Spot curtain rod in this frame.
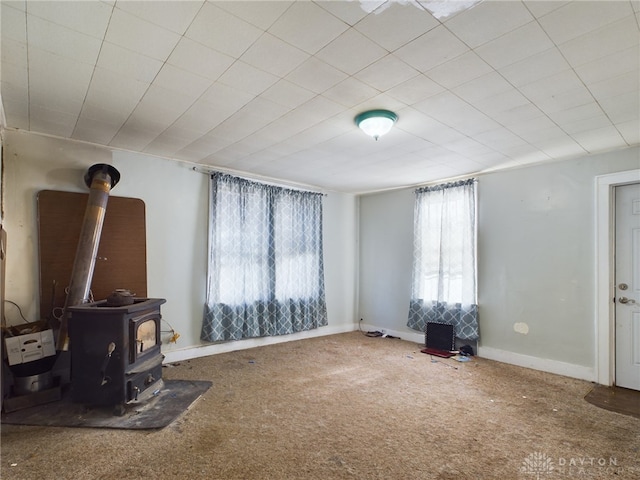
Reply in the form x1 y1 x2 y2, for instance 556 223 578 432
191 165 327 195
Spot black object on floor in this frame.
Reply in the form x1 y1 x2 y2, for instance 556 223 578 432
1 379 212 430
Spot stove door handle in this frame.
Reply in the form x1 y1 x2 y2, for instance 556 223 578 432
100 342 116 386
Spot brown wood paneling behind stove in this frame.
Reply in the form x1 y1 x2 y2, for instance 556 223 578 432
37 190 147 324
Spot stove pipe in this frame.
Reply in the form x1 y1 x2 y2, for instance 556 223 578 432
56 164 120 351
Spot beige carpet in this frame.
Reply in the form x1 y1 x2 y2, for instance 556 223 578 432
2 332 639 479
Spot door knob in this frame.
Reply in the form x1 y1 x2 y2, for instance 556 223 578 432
618 297 636 304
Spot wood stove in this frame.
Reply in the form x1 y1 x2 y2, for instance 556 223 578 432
68 298 166 409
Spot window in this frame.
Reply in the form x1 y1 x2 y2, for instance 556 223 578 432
201 174 327 342
407 179 479 340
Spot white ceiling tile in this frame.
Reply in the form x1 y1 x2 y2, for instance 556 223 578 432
83 67 149 114
453 71 512 104
216 1 292 30
2 1 25 12
153 63 212 99
426 51 492 89
2 96 29 129
175 134 229 160
598 91 640 124
498 47 570 87
533 86 594 115
354 2 439 51
121 111 172 136
3 0 638 194
29 105 78 137
561 114 614 136
134 84 197 123
261 80 316 109
1 37 27 70
546 102 604 126
218 61 279 96
1 53 28 86
520 125 570 145
574 46 639 85
286 120 344 148
492 103 542 127
533 135 587 159
559 16 640 68
588 71 639 102
200 83 255 112
443 0 534 48
314 0 369 26
28 47 93 111
268 1 349 55
174 99 240 135
144 131 195 157
114 1 203 34
109 124 160 152
499 144 551 165
445 137 495 157
2 3 26 43
571 126 626 153
473 127 528 151
537 0 633 45
97 42 164 83
472 89 531 117
26 1 112 39
106 8 181 61
386 74 445 104
352 92 407 117
518 69 585 102
475 20 554 70
286 57 348 94
315 28 388 75
507 114 558 138
72 116 121 145
395 25 469 73
240 33 309 77
354 54 420 91
523 1 569 19
294 96 344 123
210 97 289 143
167 37 235 82
322 77 380 108
616 120 640 145
185 2 263 58
77 101 130 129
27 15 102 65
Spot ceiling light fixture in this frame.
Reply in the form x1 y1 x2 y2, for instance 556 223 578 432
355 109 398 141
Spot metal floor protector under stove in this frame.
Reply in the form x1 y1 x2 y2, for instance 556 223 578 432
1 379 212 430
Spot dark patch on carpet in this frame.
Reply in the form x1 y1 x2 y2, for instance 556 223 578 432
1 379 211 429
584 385 640 419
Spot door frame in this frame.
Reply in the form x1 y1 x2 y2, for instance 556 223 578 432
596 169 640 386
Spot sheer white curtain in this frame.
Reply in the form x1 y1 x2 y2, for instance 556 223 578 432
407 179 479 340
201 173 327 342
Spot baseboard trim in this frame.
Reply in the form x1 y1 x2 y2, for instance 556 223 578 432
477 346 595 382
162 324 355 364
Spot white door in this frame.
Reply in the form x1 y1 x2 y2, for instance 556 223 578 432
615 182 640 390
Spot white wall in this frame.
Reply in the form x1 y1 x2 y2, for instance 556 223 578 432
358 147 640 380
2 130 358 359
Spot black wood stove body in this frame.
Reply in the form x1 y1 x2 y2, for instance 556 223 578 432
68 298 166 408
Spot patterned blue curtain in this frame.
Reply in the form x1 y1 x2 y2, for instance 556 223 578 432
201 173 327 342
407 179 479 340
